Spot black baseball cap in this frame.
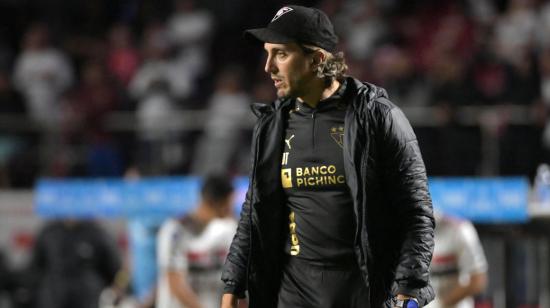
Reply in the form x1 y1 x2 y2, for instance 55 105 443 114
244 5 339 52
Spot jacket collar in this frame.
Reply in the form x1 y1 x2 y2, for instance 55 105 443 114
250 97 293 118
250 77 389 118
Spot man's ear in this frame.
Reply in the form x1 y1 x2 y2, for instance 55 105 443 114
311 50 325 66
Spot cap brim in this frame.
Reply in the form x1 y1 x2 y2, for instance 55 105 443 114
243 28 295 44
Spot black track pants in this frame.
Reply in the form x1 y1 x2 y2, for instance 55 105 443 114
277 257 370 308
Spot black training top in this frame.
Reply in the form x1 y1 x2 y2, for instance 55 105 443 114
280 80 356 264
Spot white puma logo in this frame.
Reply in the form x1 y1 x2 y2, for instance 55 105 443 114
285 135 295 149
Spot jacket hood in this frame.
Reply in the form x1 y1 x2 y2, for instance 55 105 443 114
347 77 389 103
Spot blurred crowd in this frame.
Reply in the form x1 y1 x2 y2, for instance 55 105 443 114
0 0 549 188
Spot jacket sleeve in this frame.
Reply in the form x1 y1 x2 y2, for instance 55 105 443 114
221 110 264 298
221 184 252 298
378 102 435 305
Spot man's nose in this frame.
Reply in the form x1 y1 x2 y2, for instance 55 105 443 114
264 56 276 74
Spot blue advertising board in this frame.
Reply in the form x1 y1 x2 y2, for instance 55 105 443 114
428 177 529 223
37 176 212 218
35 176 530 222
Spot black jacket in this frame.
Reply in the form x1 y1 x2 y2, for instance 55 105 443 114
222 77 435 308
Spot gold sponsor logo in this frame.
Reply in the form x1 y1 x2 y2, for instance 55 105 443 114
281 168 292 188
296 175 345 187
289 211 300 255
282 165 347 188
296 165 337 176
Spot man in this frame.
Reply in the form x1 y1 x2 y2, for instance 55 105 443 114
221 5 435 308
426 212 488 308
31 219 121 308
157 175 238 308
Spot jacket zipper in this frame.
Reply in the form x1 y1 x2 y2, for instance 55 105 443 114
359 124 371 292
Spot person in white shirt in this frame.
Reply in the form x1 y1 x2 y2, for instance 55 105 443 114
426 212 488 308
13 23 73 127
156 175 237 308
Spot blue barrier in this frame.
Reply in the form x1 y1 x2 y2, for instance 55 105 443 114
429 177 529 223
35 176 530 223
35 177 201 218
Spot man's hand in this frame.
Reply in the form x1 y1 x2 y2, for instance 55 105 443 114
221 293 247 308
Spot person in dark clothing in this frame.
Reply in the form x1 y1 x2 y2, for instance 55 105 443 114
0 250 12 303
221 5 435 308
31 219 122 308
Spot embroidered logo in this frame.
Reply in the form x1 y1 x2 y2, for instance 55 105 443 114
330 126 344 149
272 7 293 22
281 168 292 188
285 134 295 150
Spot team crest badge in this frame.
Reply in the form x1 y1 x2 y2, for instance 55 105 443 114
272 7 293 22
281 168 292 188
330 126 344 149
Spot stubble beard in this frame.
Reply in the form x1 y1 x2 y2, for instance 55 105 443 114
276 85 294 99
275 72 312 99
276 80 302 100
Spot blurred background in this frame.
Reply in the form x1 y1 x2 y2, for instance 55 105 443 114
0 0 549 307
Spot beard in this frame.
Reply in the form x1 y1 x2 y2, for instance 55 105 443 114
273 70 317 100
276 79 306 99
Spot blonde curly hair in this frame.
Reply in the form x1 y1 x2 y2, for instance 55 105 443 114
301 44 348 87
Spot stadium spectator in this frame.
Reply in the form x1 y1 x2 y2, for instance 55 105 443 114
468 48 511 105
156 175 237 308
130 20 195 104
192 66 252 176
429 52 470 114
370 45 428 107
106 23 140 87
130 21 185 174
426 212 488 308
130 23 170 99
168 0 213 49
60 60 124 177
494 0 537 65
167 0 213 88
335 0 386 61
466 0 497 26
66 60 120 139
13 23 73 127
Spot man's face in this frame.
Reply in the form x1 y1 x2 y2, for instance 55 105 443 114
263 42 315 99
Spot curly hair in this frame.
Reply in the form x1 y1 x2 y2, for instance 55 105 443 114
301 44 348 87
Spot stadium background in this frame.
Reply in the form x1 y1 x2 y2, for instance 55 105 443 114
0 0 549 307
